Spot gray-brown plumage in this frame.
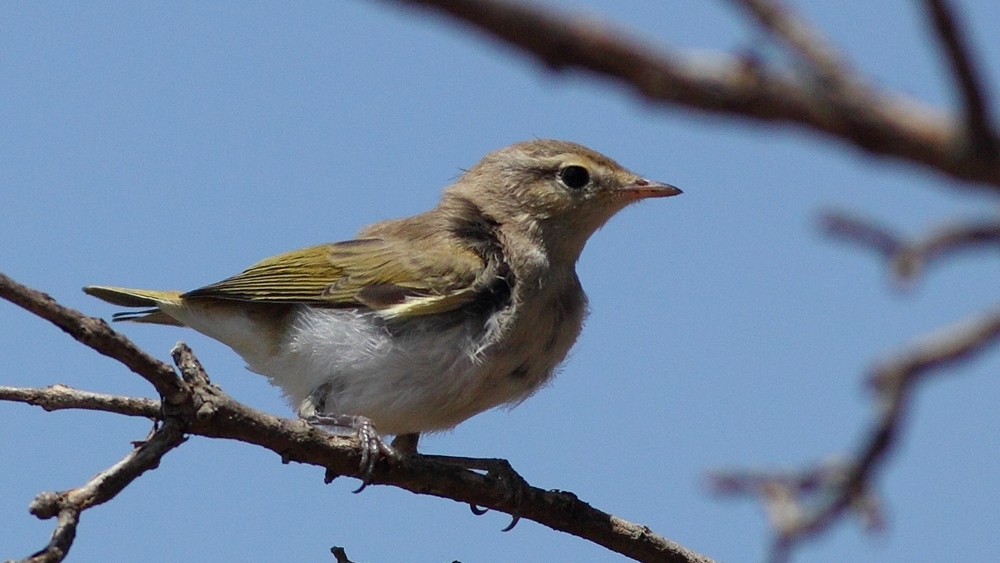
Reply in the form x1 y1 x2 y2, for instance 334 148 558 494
85 139 681 467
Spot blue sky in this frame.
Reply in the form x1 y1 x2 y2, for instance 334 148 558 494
2 1 999 562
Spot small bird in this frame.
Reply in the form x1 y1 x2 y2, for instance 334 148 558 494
85 139 680 476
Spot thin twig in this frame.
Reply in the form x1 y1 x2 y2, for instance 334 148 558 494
821 212 903 257
868 305 1000 392
788 305 1000 540
923 0 997 155
13 420 187 563
0 385 159 418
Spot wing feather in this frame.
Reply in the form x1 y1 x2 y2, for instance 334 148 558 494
182 239 485 316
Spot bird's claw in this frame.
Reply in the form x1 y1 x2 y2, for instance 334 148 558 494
306 413 395 492
484 458 527 531
427 454 527 531
352 417 395 492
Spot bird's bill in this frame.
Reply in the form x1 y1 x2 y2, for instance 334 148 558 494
619 179 683 200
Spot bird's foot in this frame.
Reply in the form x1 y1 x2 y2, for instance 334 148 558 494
423 454 529 531
306 413 395 493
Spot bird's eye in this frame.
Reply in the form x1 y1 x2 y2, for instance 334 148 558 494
558 165 590 190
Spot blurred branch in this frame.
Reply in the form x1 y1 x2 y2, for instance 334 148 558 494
923 0 997 154
710 461 885 563
382 0 1000 189
710 279 1000 561
0 271 717 563
710 205 1000 561
867 305 1000 392
821 211 1000 283
728 0 849 84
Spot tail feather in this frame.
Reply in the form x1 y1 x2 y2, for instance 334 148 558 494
83 285 186 326
83 285 182 307
111 309 186 326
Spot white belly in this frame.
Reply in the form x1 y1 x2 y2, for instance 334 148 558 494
261 308 500 434
165 287 584 436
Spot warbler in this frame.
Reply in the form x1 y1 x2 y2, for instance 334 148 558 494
85 139 680 465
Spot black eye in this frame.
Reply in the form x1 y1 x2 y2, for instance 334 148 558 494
559 165 590 190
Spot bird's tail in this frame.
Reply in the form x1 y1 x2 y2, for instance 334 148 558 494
83 286 186 326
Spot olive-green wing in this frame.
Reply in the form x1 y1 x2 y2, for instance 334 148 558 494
182 239 485 317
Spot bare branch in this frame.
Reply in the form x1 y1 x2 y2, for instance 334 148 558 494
711 305 1000 560
0 272 185 403
0 381 715 563
381 0 1000 189
13 420 187 563
923 0 998 154
729 0 851 84
821 210 1000 282
0 384 159 418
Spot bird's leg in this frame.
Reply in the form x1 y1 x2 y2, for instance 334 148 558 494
306 413 395 492
390 432 421 453
420 453 528 531
302 384 394 492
